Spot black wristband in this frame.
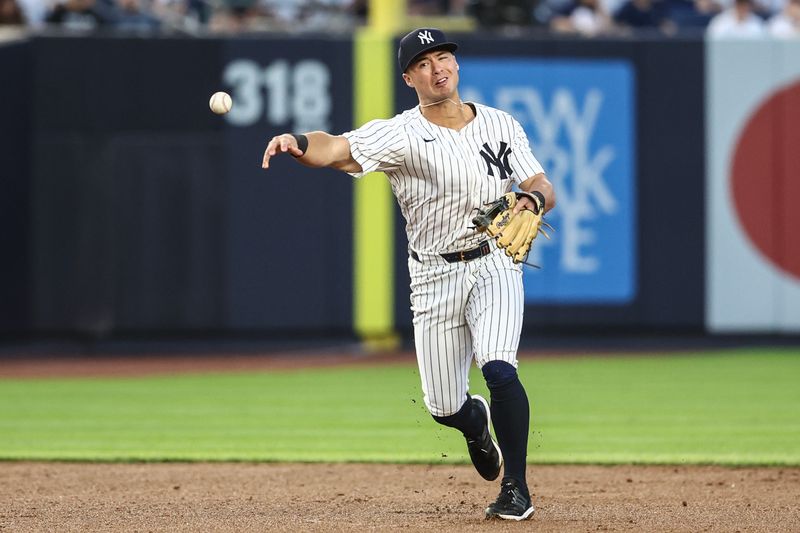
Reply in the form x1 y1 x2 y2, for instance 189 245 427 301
531 191 546 214
291 134 308 157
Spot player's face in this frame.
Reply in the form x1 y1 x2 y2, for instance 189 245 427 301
404 50 459 101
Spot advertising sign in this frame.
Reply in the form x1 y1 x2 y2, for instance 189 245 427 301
460 59 636 303
706 40 800 332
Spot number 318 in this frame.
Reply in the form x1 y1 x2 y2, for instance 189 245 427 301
222 59 331 132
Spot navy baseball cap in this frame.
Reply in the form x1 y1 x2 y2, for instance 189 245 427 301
398 28 458 73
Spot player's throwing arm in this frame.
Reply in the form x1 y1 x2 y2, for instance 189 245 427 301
262 132 360 173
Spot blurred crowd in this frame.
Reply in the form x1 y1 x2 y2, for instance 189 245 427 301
0 0 364 34
541 0 800 37
0 0 798 36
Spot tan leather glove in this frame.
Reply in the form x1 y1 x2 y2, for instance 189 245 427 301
472 192 552 264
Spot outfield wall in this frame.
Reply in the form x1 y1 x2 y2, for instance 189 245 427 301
0 35 797 338
1 36 355 336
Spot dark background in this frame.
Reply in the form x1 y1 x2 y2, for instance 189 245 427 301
1 36 354 338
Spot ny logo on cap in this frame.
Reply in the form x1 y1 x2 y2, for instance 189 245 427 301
417 30 434 44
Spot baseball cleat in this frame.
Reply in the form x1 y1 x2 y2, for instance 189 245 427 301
465 395 503 481
485 478 535 521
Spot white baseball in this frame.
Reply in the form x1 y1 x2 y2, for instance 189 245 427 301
209 91 232 115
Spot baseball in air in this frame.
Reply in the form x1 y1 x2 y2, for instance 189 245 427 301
209 91 232 115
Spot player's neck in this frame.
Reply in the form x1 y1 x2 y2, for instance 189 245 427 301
419 96 475 131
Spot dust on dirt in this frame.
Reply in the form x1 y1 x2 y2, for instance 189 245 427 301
1 462 798 532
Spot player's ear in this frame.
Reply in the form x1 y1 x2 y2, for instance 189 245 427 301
403 73 414 88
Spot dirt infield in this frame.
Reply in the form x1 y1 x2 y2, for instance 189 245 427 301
1 350 799 532
0 349 422 378
1 462 799 532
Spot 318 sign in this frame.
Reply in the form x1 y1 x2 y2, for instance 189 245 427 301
222 59 331 132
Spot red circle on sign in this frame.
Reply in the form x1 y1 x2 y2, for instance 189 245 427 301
730 80 800 280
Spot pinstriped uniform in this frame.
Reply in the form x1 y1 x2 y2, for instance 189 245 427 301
343 103 545 417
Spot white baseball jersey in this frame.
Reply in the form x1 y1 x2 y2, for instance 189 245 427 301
343 103 544 254
343 102 545 417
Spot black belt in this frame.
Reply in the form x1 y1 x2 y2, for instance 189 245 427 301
410 241 492 263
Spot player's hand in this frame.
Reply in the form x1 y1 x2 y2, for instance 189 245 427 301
513 195 536 215
513 191 546 215
262 134 304 169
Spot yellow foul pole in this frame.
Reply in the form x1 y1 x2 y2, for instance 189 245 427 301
352 0 406 349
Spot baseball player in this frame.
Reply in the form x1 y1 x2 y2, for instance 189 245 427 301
262 28 555 521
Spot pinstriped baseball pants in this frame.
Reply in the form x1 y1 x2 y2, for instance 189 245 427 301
408 244 525 417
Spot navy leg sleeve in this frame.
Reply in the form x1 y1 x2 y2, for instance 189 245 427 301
431 395 484 439
482 360 530 494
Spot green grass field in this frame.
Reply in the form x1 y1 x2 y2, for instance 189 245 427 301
1 348 799 465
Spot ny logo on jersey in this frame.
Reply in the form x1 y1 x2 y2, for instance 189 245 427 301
417 30 434 44
479 141 513 180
